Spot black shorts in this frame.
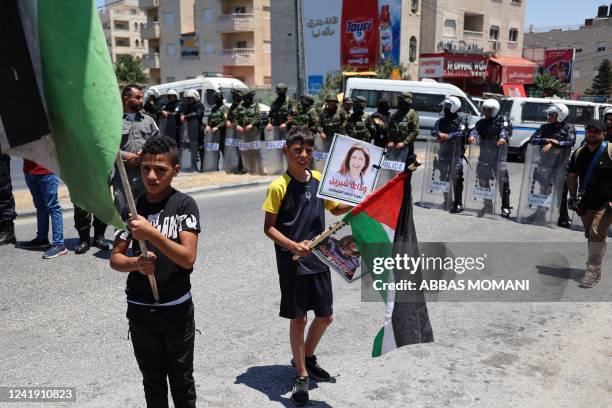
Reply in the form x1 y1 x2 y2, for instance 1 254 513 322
278 270 333 319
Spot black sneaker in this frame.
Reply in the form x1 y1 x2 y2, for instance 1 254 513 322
20 238 51 250
291 376 309 407
305 355 331 381
74 241 91 255
92 237 110 251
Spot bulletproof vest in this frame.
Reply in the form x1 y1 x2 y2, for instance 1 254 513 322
269 96 292 126
235 102 259 127
389 108 416 140
320 106 344 135
292 105 316 127
183 102 203 119
538 122 574 143
346 112 370 141
207 104 227 127
228 102 241 122
437 114 465 136
475 116 506 141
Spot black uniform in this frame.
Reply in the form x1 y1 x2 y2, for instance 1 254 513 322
432 113 467 210
0 151 16 245
144 98 163 124
161 100 184 147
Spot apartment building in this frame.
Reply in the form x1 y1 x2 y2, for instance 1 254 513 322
99 0 149 65
524 5 612 95
419 0 525 56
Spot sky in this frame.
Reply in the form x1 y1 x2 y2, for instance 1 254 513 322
525 0 607 29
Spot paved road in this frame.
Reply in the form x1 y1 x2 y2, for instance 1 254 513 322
1 181 611 407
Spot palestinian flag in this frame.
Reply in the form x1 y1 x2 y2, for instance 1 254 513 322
343 172 434 357
0 0 123 227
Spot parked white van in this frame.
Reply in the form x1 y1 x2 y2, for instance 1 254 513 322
499 97 607 159
344 78 481 138
147 76 270 121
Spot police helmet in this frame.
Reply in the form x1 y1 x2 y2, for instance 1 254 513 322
603 106 612 121
543 103 569 122
146 88 160 99
184 89 200 102
276 83 288 92
398 92 413 104
440 96 461 114
481 99 500 117
167 89 179 98
325 92 338 102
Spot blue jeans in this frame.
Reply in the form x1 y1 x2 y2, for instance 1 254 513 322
24 173 64 245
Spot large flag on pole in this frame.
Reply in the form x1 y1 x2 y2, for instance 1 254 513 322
343 171 434 357
0 0 123 227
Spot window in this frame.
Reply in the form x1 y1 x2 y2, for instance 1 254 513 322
464 13 484 33
521 103 594 123
205 42 215 54
409 36 417 62
575 48 582 53
511 0 521 4
236 40 247 49
114 37 130 47
489 25 499 40
509 28 518 42
134 22 138 31
569 105 594 124
203 8 213 22
597 41 606 52
235 6 246 14
349 90 478 115
443 19 456 37
499 99 513 118
166 44 176 57
521 103 549 122
263 40 271 53
135 39 139 47
411 0 418 13
263 6 271 11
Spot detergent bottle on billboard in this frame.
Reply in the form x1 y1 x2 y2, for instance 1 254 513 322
379 5 393 60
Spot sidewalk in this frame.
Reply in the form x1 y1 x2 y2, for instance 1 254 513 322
14 171 274 216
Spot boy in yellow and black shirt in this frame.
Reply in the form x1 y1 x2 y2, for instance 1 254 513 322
263 126 350 406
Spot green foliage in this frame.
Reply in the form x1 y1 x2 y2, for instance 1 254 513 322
376 59 411 80
585 59 612 98
114 55 148 85
534 72 566 97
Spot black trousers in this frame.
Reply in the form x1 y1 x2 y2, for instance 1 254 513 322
73 206 106 240
0 154 16 222
127 300 196 408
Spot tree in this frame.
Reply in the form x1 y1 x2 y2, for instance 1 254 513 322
376 59 411 80
534 72 566 97
114 55 148 85
585 58 612 98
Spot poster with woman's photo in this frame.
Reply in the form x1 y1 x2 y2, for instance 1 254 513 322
316 134 384 206
312 227 364 283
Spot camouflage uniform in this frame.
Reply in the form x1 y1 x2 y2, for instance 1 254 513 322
0 150 16 245
345 95 373 141
289 94 319 134
234 91 261 128
319 92 346 138
369 98 391 148
389 92 420 154
227 88 245 125
268 83 294 127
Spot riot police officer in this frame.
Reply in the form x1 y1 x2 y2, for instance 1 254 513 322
528 103 576 226
467 99 513 218
0 150 16 246
144 88 163 124
289 94 319 134
180 89 205 171
267 83 294 131
227 88 244 128
345 95 373 141
205 91 229 170
319 92 346 140
340 97 353 117
369 98 391 148
432 96 467 213
234 90 261 132
160 89 183 145
388 91 419 155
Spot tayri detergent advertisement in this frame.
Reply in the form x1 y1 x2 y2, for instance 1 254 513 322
341 0 379 69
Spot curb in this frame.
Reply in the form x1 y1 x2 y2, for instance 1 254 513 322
15 178 274 220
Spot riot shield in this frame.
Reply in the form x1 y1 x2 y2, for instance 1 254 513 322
202 128 220 172
376 145 409 189
159 115 177 141
517 144 570 227
313 133 333 173
463 139 504 218
262 126 286 175
178 121 199 172
419 139 460 210
223 127 241 174
239 127 264 175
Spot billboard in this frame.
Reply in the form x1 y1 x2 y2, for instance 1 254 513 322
544 49 574 84
302 0 402 94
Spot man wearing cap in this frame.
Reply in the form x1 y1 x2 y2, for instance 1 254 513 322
566 119 612 288
206 91 229 170
319 92 346 140
529 102 576 227
267 83 294 131
227 88 245 128
288 94 319 135
340 97 352 117
234 90 261 132
388 92 419 155
345 95 373 141
369 98 391 148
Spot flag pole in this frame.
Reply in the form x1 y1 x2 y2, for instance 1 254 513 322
292 220 346 261
115 152 160 302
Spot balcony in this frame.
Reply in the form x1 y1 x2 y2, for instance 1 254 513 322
141 22 160 39
139 0 159 9
142 53 160 69
463 30 483 39
221 48 255 66
217 13 255 33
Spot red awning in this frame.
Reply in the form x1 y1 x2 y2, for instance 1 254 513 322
489 56 536 85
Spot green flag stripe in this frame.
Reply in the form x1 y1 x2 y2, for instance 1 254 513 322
372 327 385 357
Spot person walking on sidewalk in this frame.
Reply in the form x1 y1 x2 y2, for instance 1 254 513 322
73 205 109 254
21 159 67 259
567 119 612 288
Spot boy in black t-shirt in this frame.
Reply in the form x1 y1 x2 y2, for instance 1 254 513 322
263 126 351 406
110 136 200 408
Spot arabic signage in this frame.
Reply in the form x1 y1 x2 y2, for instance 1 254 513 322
341 0 379 70
419 53 489 79
419 55 444 78
544 49 574 84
